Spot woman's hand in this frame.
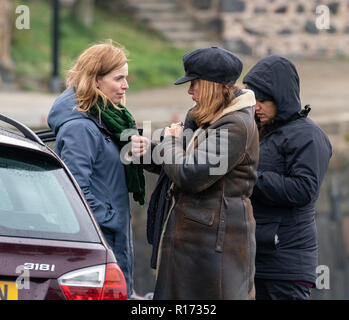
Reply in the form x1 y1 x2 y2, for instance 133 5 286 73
164 122 184 139
131 135 150 157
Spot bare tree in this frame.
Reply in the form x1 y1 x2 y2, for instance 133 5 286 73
0 0 14 82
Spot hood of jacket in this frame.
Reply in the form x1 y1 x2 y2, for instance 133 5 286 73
48 87 91 134
243 55 301 121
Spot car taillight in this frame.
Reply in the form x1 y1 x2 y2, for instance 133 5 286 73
58 264 127 300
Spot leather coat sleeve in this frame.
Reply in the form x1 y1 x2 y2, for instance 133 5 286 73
141 109 197 175
140 141 162 175
158 116 247 193
252 129 325 207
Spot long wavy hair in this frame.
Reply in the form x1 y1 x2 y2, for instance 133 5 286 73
191 79 240 127
66 40 128 112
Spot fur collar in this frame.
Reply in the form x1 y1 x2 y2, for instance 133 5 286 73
209 89 256 124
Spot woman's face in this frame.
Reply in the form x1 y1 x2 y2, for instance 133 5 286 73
255 98 277 123
188 79 200 103
96 63 129 104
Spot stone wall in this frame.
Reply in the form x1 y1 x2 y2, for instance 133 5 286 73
178 0 349 57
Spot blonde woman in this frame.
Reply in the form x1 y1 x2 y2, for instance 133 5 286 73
48 41 148 297
152 47 259 300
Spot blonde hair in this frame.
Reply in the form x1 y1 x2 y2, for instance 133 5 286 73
191 79 239 127
66 40 128 112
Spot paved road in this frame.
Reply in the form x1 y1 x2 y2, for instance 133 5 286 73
0 86 193 129
0 59 348 129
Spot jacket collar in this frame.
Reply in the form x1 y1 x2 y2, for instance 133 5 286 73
86 111 113 136
209 89 256 124
186 89 256 155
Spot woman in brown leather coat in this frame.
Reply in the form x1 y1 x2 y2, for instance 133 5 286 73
152 47 259 300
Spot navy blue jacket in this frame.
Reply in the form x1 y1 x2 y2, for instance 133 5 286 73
244 56 332 284
48 88 134 295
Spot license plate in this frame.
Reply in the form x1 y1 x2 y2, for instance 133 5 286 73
0 281 18 300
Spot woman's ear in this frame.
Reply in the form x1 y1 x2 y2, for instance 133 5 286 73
96 76 101 89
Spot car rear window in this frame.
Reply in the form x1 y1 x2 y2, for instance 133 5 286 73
0 146 100 243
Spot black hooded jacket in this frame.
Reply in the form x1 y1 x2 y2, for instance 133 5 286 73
243 55 332 284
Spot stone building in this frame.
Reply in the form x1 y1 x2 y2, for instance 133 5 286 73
180 0 349 57
123 0 349 57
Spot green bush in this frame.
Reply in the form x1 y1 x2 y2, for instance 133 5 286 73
12 0 188 91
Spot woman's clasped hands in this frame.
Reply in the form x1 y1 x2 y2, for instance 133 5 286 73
164 121 184 139
131 135 151 158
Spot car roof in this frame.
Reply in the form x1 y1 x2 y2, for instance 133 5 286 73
0 114 54 158
0 126 41 149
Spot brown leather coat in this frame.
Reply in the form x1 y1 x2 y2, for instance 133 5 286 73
153 90 259 300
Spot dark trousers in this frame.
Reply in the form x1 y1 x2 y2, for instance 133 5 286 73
255 278 312 300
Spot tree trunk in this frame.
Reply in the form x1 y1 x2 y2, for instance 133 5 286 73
0 0 14 82
73 0 94 27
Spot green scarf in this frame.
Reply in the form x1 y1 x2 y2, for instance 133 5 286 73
90 98 145 205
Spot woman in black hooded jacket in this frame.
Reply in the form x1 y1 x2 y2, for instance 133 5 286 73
243 55 332 300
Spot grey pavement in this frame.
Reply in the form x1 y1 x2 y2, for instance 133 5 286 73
0 86 194 129
1 58 349 131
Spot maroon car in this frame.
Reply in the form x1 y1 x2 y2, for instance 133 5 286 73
0 114 127 300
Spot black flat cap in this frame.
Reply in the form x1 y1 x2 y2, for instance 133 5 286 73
174 46 243 85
